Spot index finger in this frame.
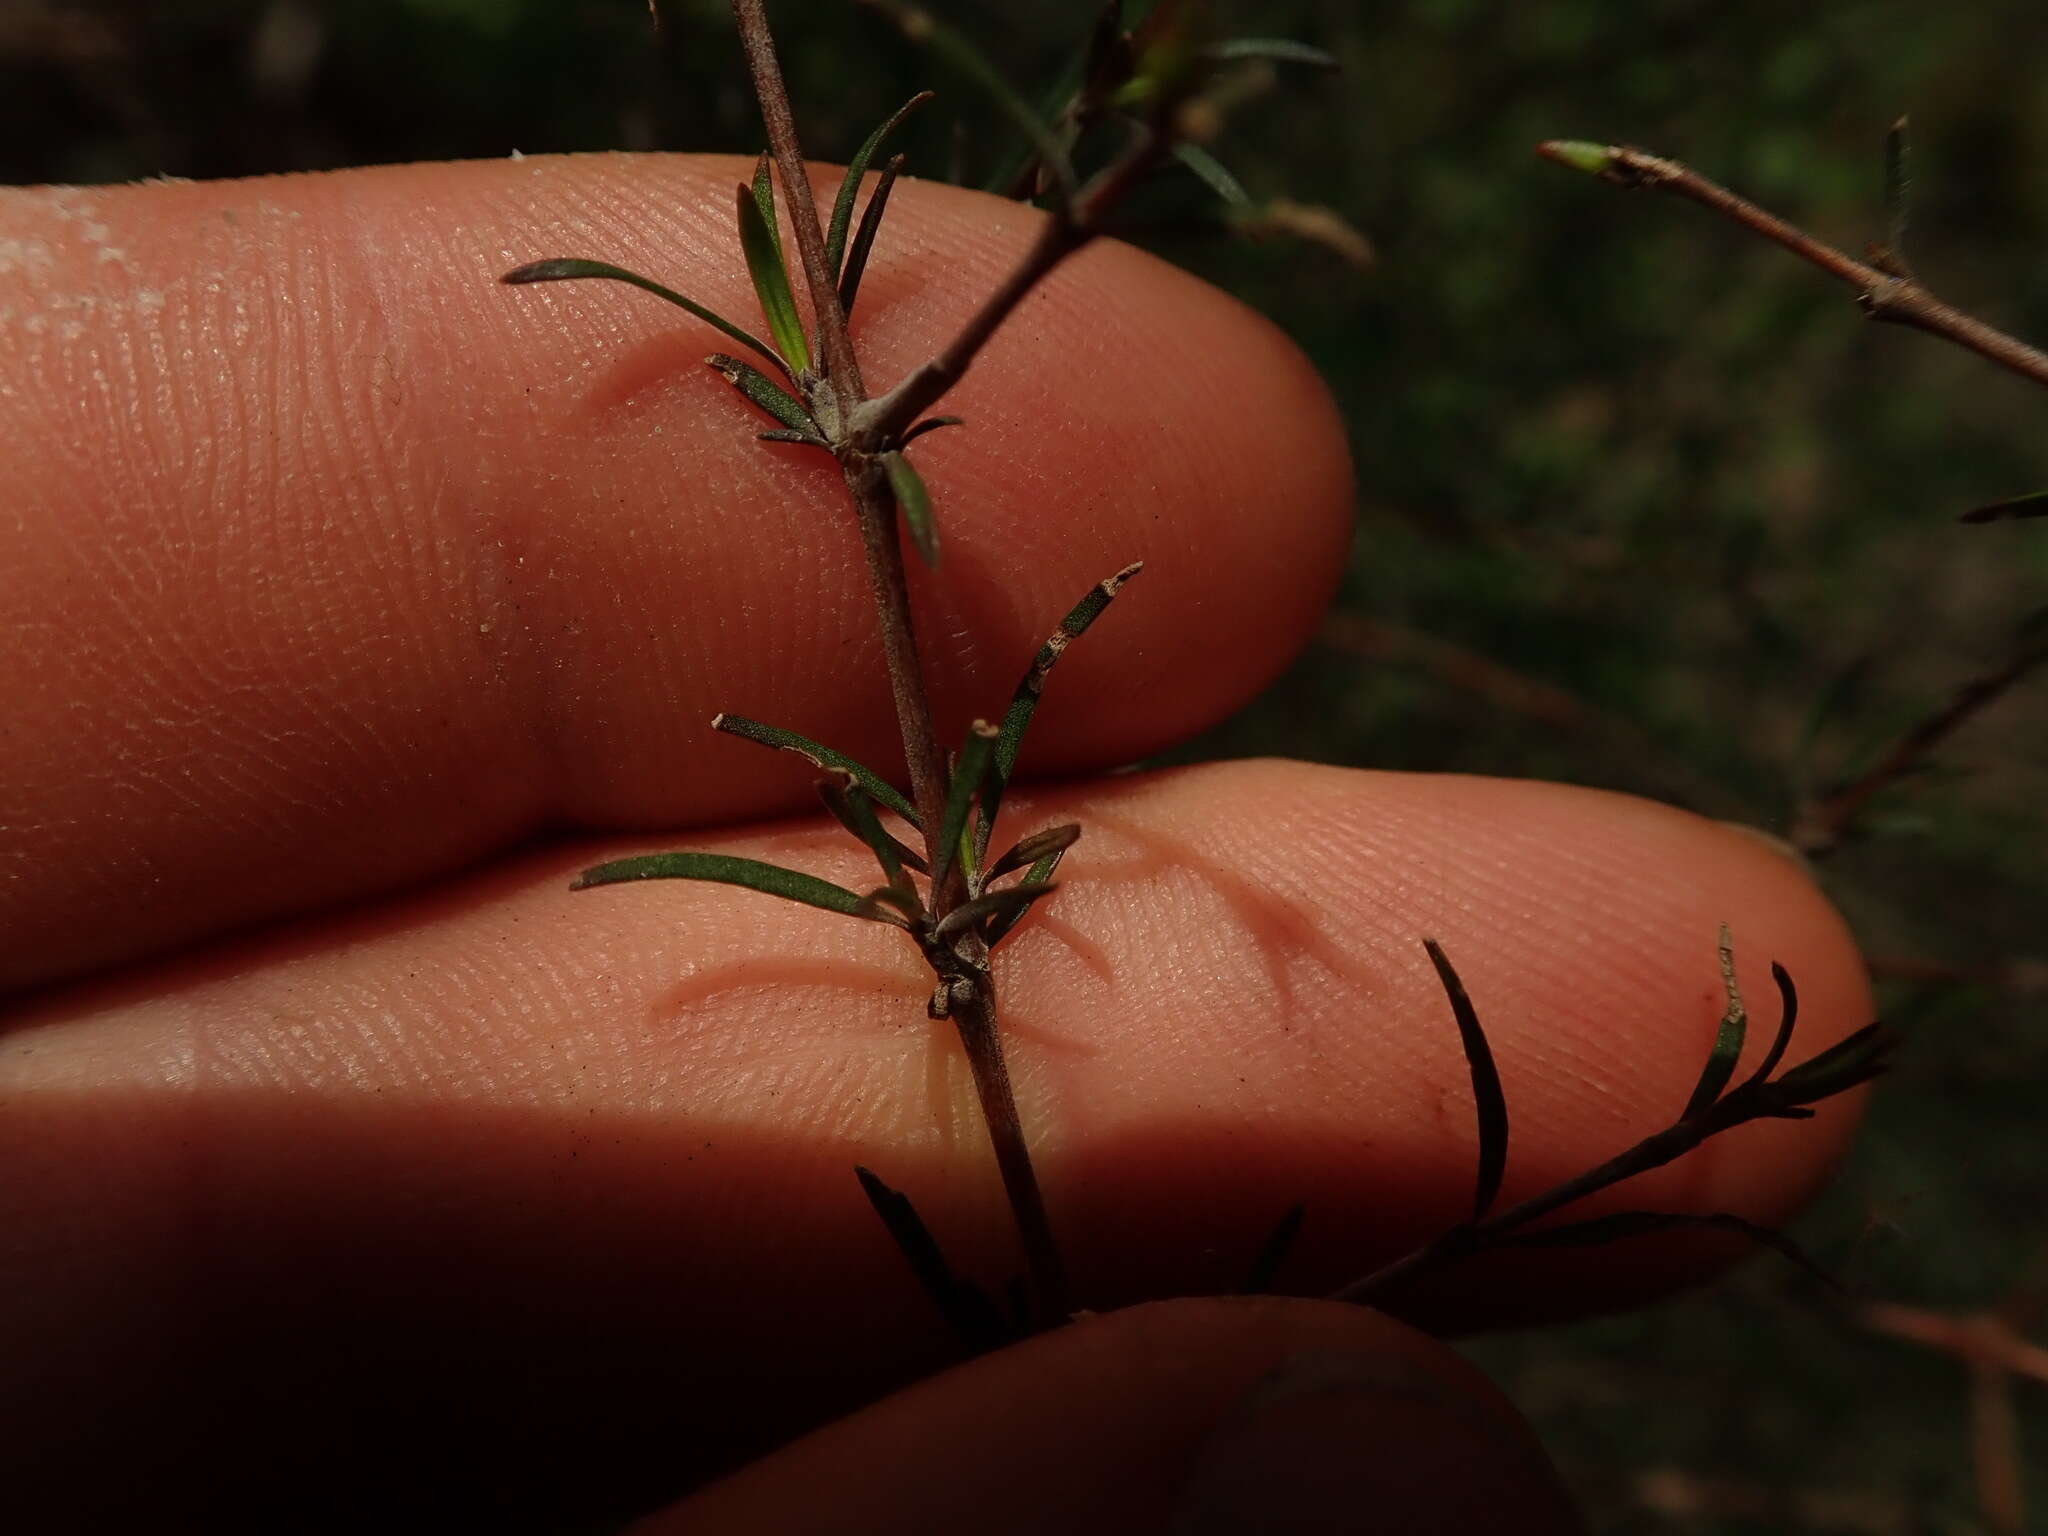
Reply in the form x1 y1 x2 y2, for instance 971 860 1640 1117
0 156 1351 991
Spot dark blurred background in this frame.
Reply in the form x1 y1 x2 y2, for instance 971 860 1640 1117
7 1 2044 1529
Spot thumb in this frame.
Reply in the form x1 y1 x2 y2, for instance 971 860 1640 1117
636 1296 1582 1535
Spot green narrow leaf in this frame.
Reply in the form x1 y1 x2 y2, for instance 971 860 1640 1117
987 823 1080 883
750 152 784 265
818 769 927 889
883 450 939 568
502 257 785 379
864 0 1077 206
1681 925 1748 1119
930 719 998 899
706 352 819 436
854 1166 1012 1350
1732 962 1800 1096
711 713 919 827
934 881 1057 940
571 851 873 919
855 885 924 927
1506 1211 1842 1290
983 844 1067 946
838 153 904 318
826 91 934 279
902 415 964 444
758 429 829 446
1883 115 1910 263
1424 940 1509 1221
1173 141 1249 204
735 182 811 376
1768 1022 1895 1107
1206 37 1340 69
981 562 1143 851
1239 1203 1306 1295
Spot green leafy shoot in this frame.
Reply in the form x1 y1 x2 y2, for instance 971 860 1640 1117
572 851 875 920
854 1165 1013 1350
931 719 998 899
839 153 905 317
826 91 933 279
863 0 1077 207
987 822 1080 883
979 562 1143 856
734 181 811 375
1424 940 1509 1221
1682 924 1748 1119
883 450 939 567
818 768 925 890
501 258 786 379
1173 141 1249 204
711 713 919 827
1205 38 1339 70
1239 1202 1306 1294
1537 139 1622 178
706 352 819 438
1504 1210 1841 1289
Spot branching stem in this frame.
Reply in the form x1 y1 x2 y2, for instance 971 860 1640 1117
1538 141 2048 393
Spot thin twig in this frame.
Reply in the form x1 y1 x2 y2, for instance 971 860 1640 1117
1537 141 2048 393
1790 638 2046 856
858 124 1171 442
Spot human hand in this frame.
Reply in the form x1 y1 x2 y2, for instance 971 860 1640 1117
0 157 1870 1532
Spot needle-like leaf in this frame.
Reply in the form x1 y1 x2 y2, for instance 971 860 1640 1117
883 450 939 568
935 881 1057 940
1732 962 1800 1097
1682 925 1748 1119
854 1166 1012 1350
502 257 785 379
987 823 1080 883
1173 141 1250 204
1768 1022 1895 1106
571 851 875 919
826 91 933 279
902 415 964 444
1425 940 1510 1221
982 844 1067 946
750 152 783 264
981 562 1142 853
1960 488 2048 524
818 769 927 887
711 713 919 827
930 719 997 900
707 352 818 435
735 182 811 375
838 152 904 318
1205 38 1340 70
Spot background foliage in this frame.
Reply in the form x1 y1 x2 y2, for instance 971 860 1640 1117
7 1 2044 1528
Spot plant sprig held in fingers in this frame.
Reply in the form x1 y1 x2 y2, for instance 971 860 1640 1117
501 1 1887 1349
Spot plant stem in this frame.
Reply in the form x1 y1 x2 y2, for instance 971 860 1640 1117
951 959 1070 1320
731 0 862 398
861 123 1169 441
844 457 951 848
1538 141 2048 393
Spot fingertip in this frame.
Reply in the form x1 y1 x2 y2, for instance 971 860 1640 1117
639 1297 1578 1536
